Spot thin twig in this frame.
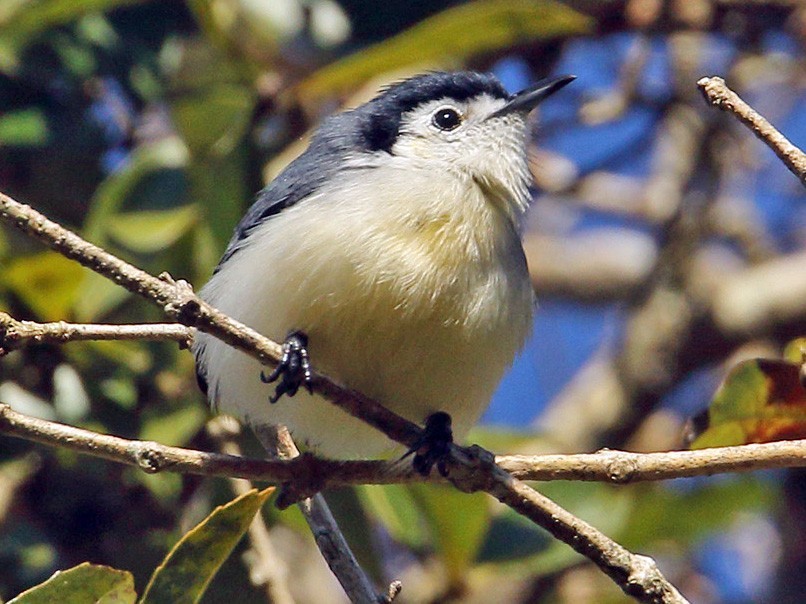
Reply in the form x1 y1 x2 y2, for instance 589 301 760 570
207 418 295 604
698 76 806 186
0 312 192 355
3 402 805 489
0 192 422 450
0 192 683 603
254 424 389 604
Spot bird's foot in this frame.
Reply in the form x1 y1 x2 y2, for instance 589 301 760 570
402 411 454 477
260 330 313 403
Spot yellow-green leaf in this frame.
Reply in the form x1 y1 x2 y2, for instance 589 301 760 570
140 488 273 604
72 272 131 322
83 137 189 244
783 337 806 363
689 358 806 449
356 484 429 550
0 0 148 72
8 562 136 604
0 108 48 146
107 205 198 253
2 251 86 320
409 484 489 584
295 0 592 102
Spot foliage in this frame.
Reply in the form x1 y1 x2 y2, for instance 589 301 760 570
7 489 272 604
0 0 804 602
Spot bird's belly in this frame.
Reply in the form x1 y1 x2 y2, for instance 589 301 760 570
231 268 528 456
196 197 533 457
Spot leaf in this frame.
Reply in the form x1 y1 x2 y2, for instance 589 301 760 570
83 137 189 244
618 478 773 549
8 562 136 604
139 404 207 447
72 272 131 322
294 0 592 102
408 484 490 583
689 358 806 449
1 251 86 320
0 108 48 146
107 205 198 253
0 0 149 72
356 484 429 550
164 41 254 252
140 488 273 604
783 337 806 364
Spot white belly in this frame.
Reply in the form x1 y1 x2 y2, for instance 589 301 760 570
194 168 534 457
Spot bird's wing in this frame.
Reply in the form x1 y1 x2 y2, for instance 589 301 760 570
215 113 362 270
194 113 364 396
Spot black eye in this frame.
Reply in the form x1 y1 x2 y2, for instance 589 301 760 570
432 107 462 131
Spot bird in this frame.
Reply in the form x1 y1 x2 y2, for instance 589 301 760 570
193 70 574 465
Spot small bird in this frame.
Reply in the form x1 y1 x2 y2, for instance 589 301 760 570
193 71 574 462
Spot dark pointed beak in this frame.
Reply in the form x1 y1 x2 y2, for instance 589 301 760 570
488 75 576 119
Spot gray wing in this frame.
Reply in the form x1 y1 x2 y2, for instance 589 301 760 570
214 112 369 270
195 111 371 395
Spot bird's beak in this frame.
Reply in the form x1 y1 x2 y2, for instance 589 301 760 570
488 75 576 119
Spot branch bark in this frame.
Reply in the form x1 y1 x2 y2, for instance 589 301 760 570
698 76 806 186
3 402 805 489
0 312 192 355
0 191 685 603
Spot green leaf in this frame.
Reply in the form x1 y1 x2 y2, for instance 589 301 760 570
139 404 207 447
0 0 148 72
1 251 86 320
171 84 254 156
618 478 773 549
409 484 490 583
72 272 131 322
295 0 592 102
107 205 198 253
356 484 429 550
0 108 48 146
83 137 189 244
783 337 806 363
140 488 273 604
689 358 806 449
8 562 136 604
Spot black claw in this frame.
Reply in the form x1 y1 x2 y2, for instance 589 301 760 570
260 330 312 403
402 411 454 477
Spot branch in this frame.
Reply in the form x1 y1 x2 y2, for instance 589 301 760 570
0 191 422 450
0 192 684 603
4 402 806 489
0 312 192 355
253 424 390 604
207 418 296 604
698 76 806 186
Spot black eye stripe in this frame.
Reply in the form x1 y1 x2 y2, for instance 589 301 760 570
432 107 462 131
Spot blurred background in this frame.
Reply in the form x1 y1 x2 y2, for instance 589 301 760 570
1 0 805 602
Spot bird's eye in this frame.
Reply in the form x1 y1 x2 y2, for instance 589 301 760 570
432 107 462 131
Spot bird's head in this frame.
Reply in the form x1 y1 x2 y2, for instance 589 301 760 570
349 71 575 216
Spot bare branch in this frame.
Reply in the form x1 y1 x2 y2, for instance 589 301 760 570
4 401 806 490
254 424 388 604
698 76 806 186
207 418 296 604
499 441 806 482
446 447 688 604
0 312 192 355
0 192 684 602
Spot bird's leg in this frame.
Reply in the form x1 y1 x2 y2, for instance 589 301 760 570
260 330 313 403
402 411 454 476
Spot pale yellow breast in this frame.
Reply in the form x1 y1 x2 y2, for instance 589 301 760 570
197 164 534 456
